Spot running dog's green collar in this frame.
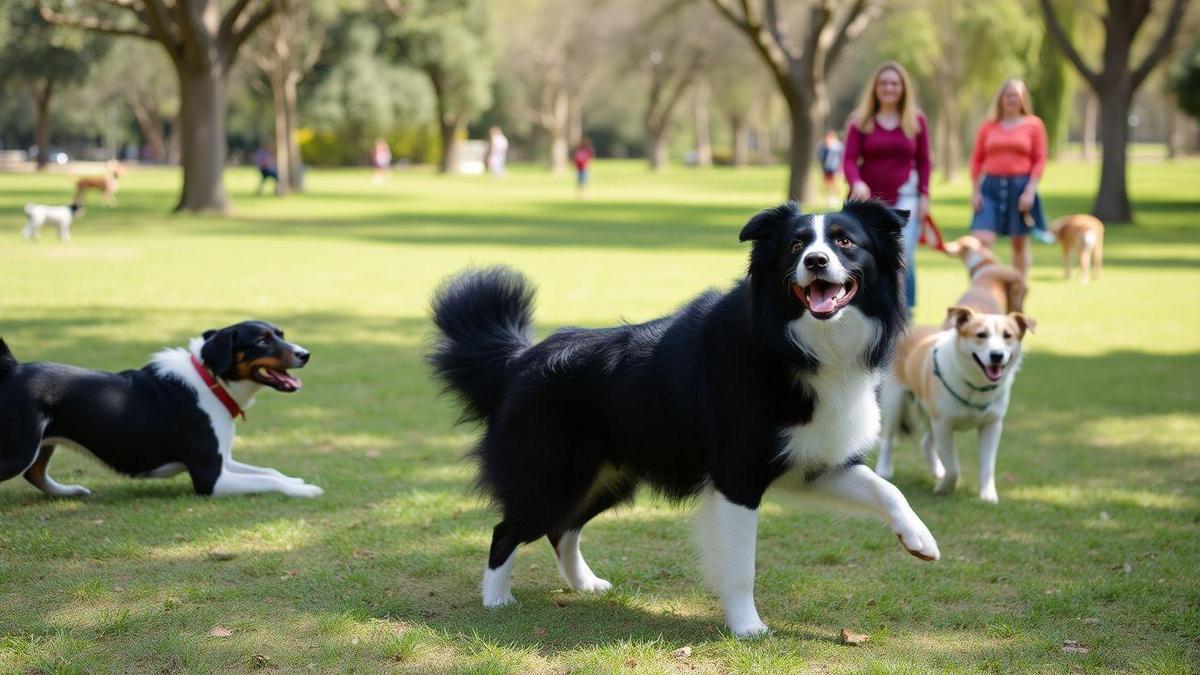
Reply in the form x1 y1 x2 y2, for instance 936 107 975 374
932 346 997 412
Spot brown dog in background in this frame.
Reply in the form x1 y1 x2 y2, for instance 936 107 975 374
74 160 125 207
1050 215 1105 283
942 234 1027 318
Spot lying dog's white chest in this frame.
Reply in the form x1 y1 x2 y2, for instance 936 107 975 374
779 366 881 469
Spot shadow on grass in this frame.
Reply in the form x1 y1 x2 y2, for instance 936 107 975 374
1 309 1199 665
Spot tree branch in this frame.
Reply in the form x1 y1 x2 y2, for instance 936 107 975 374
38 4 157 41
226 3 279 71
708 0 751 31
825 0 877 76
1037 0 1100 89
138 0 184 57
1130 0 1191 90
219 0 255 41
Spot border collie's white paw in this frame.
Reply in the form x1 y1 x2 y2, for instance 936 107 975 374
572 576 612 593
285 483 323 498
979 487 999 504
730 619 770 638
894 513 940 561
55 484 92 497
482 589 516 608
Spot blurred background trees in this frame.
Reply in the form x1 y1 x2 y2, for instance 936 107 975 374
1 0 1197 219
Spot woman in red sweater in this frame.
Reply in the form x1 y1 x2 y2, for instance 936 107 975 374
843 61 931 309
969 79 1048 279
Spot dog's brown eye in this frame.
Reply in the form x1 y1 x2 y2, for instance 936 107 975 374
790 241 803 253
976 332 987 339
1003 332 1012 339
835 237 854 248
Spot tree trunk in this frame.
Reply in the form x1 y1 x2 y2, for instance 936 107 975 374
786 99 817 203
127 97 166 162
648 127 668 171
175 65 230 213
1093 89 1133 222
1165 101 1179 160
568 92 583 146
1082 92 1098 160
438 117 460 174
940 94 960 183
271 74 291 196
549 88 569 175
33 81 52 171
693 80 712 168
284 73 303 190
730 112 749 168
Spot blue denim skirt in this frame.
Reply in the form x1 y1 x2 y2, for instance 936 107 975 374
972 174 1047 237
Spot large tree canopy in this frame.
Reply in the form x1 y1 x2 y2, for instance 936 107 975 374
40 0 282 213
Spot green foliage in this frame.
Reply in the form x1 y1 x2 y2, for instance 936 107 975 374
387 0 494 122
1028 2 1075 158
0 1 109 90
1171 39 1200 121
300 20 436 164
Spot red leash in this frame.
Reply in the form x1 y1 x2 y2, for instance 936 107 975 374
190 354 245 420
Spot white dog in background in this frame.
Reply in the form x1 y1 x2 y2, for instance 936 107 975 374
23 203 82 243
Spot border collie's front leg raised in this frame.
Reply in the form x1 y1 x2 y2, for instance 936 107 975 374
805 464 939 560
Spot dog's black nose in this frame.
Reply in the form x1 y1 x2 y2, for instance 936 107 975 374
988 351 1004 365
295 349 310 364
803 252 829 270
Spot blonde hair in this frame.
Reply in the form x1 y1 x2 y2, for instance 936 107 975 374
850 61 921 138
989 78 1034 121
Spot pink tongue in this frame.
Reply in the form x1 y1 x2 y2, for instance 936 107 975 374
809 284 841 313
985 365 1003 380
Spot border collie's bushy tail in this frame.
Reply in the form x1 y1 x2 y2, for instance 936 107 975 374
428 267 535 423
0 338 17 381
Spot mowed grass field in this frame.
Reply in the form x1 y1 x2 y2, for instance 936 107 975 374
0 159 1197 674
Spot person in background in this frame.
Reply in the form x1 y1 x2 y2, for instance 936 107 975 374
486 127 509 176
573 137 594 197
842 60 931 310
969 78 1050 279
372 138 392 184
816 130 844 207
253 145 278 195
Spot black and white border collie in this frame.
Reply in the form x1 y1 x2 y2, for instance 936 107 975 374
429 201 940 637
0 321 322 499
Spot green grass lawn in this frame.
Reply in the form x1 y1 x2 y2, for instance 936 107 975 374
0 159 1198 674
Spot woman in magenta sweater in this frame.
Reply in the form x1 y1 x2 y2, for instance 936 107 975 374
969 78 1048 279
842 61 931 309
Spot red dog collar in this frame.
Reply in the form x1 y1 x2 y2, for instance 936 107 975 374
190 354 245 420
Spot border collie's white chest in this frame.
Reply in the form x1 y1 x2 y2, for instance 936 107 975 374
780 310 883 470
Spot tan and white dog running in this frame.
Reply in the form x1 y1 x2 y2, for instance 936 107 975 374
74 160 125 207
875 306 1035 503
942 234 1027 314
1050 214 1105 283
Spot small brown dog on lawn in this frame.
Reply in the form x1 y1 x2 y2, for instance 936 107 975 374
942 234 1027 316
1049 214 1105 283
74 160 125 207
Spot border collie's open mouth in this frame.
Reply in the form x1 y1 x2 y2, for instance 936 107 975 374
972 354 1005 382
793 278 858 320
252 366 302 392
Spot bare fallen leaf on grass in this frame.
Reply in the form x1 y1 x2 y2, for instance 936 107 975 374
209 626 233 638
1061 640 1089 654
839 628 869 645
672 646 693 659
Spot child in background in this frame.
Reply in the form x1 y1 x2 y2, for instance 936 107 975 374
573 138 594 197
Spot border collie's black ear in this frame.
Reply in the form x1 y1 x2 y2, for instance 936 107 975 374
739 202 799 242
200 328 235 375
843 200 906 235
